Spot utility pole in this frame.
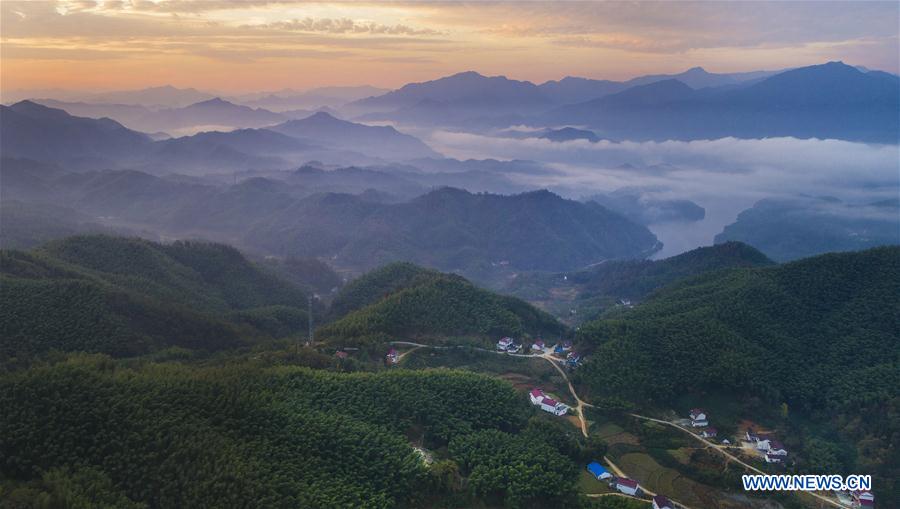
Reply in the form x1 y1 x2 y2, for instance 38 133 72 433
306 294 314 347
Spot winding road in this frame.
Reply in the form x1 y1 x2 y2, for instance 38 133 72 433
389 341 697 508
388 341 843 509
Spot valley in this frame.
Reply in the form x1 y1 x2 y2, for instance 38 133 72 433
1 5 898 507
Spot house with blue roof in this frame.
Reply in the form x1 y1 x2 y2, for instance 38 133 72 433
586 461 612 480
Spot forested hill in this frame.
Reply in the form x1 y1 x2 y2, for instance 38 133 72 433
575 246 900 503
319 262 565 344
572 241 774 299
505 241 773 304
247 187 662 275
0 356 583 508
1 235 311 359
329 262 447 318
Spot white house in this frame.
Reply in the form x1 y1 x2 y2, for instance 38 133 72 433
507 342 522 353
851 490 874 507
768 440 788 456
756 435 777 451
529 388 545 405
764 453 783 464
652 495 674 509
497 337 514 351
539 397 569 416
614 478 639 496
745 430 760 442
700 427 717 438
689 408 708 426
531 339 545 351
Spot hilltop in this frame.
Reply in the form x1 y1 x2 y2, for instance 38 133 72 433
575 247 900 504
1 235 311 358
318 262 565 344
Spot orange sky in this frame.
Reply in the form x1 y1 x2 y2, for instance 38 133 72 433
2 1 898 94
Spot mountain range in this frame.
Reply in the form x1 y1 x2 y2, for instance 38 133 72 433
246 187 661 273
12 62 898 143
347 62 898 142
2 158 661 279
0 102 441 170
543 62 899 142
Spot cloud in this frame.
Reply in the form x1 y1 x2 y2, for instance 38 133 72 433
244 17 442 36
421 129 900 254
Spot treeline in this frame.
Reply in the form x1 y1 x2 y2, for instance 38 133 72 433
574 246 900 505
0 355 597 508
0 235 312 361
318 262 565 345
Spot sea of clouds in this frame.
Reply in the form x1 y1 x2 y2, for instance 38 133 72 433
423 130 900 257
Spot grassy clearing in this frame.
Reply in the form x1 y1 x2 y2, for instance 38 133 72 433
577 470 614 495
617 452 711 508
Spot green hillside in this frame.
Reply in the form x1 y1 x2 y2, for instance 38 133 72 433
319 262 565 344
501 242 774 322
0 355 582 509
1 235 310 359
575 246 900 504
328 262 445 318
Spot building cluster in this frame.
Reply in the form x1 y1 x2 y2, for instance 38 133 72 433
688 408 720 442
496 336 522 353
745 430 789 463
585 462 674 508
497 336 583 367
528 388 569 416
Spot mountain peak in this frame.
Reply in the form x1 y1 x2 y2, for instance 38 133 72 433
191 97 233 107
684 66 708 74
448 71 487 79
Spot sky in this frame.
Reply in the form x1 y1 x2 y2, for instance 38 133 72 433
1 0 898 94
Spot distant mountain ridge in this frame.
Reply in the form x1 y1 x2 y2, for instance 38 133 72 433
0 102 440 171
247 187 662 274
270 111 440 160
714 196 900 261
348 62 899 142
0 101 152 167
350 71 551 113
543 62 899 142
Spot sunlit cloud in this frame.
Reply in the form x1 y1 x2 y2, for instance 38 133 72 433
2 1 897 92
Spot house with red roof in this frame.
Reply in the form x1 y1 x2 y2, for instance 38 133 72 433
652 495 674 509
497 337 514 351
529 388 545 405
531 339 545 351
539 396 569 416
335 351 348 359
700 427 717 438
614 477 639 496
689 408 708 427
851 489 874 507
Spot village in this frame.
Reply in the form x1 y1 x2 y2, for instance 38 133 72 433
334 338 873 509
